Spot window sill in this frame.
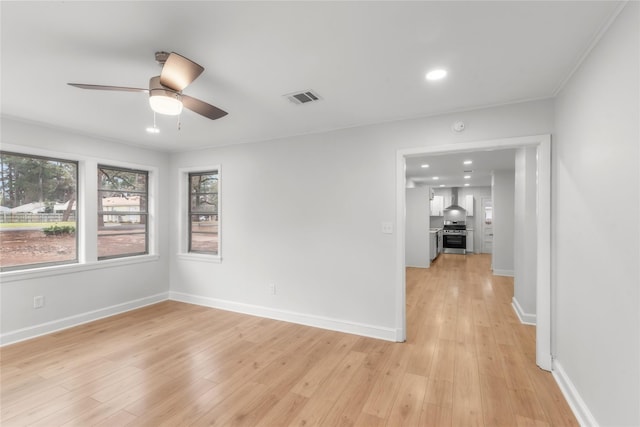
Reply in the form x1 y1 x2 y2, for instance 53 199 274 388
176 253 222 264
0 254 160 283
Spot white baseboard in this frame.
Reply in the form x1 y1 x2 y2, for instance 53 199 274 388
169 291 399 342
511 297 536 325
552 360 599 427
0 292 168 346
493 269 514 277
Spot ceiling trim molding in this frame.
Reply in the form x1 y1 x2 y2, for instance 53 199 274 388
552 0 630 97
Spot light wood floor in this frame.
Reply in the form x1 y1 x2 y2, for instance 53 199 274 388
1 254 577 426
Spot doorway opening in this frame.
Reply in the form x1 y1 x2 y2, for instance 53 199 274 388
395 135 551 370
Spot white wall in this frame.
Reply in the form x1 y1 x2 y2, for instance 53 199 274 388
513 147 537 322
169 99 554 340
405 186 430 268
553 2 639 426
491 170 515 276
0 118 171 344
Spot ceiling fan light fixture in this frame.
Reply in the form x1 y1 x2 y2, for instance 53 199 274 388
148 75 183 116
149 92 183 116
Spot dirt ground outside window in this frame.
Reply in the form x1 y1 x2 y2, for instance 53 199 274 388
0 230 76 268
0 229 218 268
0 229 154 268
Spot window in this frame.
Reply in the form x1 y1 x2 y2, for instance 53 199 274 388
0 151 78 271
98 165 148 259
188 171 219 254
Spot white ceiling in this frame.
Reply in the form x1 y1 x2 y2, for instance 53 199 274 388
1 1 621 152
406 149 516 188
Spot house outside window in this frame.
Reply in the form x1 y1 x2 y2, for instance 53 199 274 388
0 151 78 271
188 171 219 255
98 165 148 259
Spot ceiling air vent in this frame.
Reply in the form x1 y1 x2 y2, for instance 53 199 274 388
284 90 322 105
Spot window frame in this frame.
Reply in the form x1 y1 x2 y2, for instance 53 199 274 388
0 142 159 281
0 150 79 272
188 170 219 255
177 165 221 263
97 164 149 260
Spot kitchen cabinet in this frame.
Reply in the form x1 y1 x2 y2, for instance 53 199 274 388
430 231 438 261
464 195 475 216
466 229 474 253
430 195 444 216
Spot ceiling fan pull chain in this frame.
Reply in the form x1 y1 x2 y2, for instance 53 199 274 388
177 112 182 131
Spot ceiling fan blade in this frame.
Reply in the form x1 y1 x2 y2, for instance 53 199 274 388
182 95 228 120
160 52 204 92
68 83 148 93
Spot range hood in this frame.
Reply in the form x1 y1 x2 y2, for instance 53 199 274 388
444 187 466 212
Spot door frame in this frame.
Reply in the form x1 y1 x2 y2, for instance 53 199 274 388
394 134 552 371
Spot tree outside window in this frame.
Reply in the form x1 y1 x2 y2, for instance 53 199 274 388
189 171 218 254
0 151 78 271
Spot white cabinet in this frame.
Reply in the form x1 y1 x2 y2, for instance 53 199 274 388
466 229 474 253
464 195 475 216
430 232 438 261
430 195 444 216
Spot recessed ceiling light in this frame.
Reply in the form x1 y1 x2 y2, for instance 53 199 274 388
464 175 471 179
464 183 470 187
439 184 445 187
463 160 473 165
421 164 430 168
425 69 447 81
146 127 160 134
432 176 439 180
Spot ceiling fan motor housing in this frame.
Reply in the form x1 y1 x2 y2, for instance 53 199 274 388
154 51 170 66
149 76 183 115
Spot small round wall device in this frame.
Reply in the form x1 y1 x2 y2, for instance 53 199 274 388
452 120 465 133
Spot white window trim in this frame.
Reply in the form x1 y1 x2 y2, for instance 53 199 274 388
0 143 159 279
97 163 156 260
177 164 222 263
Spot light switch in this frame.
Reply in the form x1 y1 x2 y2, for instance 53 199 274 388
381 222 393 234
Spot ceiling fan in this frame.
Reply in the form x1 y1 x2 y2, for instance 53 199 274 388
68 51 227 120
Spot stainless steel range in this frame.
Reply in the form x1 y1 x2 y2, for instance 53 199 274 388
443 222 466 254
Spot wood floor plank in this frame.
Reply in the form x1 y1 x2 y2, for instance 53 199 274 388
386 372 428 426
252 392 308 427
479 373 517 426
317 365 377 427
290 335 356 398
0 254 578 427
28 397 103 427
127 378 218 424
361 343 411 418
452 346 484 426
92 409 138 427
190 381 270 427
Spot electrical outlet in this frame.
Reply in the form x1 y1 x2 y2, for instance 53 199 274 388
33 295 44 309
381 222 393 234
268 283 276 295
